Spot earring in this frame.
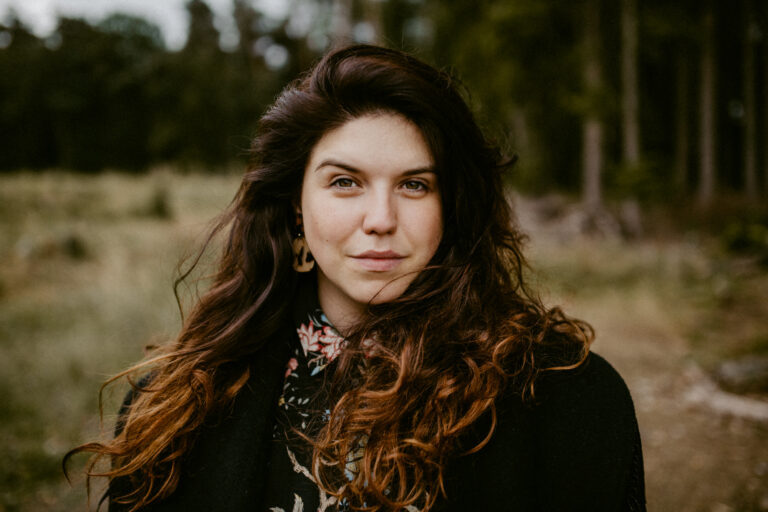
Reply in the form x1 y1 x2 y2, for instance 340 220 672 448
292 215 315 272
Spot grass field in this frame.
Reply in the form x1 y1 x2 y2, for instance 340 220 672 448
0 170 240 510
1 171 766 511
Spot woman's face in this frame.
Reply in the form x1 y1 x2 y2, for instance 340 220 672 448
300 113 443 329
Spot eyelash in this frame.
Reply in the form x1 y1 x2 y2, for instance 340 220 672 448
402 180 428 192
331 177 357 188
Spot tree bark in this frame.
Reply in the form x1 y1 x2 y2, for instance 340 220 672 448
675 45 690 193
582 0 604 211
621 0 641 168
697 0 717 208
743 0 758 201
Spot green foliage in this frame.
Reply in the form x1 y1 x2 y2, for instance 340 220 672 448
607 157 673 203
0 2 300 174
722 220 768 265
0 0 764 204
425 0 614 193
184 0 220 53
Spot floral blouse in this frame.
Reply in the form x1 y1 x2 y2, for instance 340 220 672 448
263 307 349 512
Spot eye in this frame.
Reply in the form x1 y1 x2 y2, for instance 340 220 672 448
402 180 428 192
331 177 357 188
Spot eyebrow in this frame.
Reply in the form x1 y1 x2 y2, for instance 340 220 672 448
314 159 436 176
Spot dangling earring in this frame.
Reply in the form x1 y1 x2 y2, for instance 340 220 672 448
292 214 314 272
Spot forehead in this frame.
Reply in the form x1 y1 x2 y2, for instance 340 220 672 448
306 113 434 172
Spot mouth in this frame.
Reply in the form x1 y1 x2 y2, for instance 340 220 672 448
350 250 405 271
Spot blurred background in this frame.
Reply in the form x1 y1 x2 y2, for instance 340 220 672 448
0 0 767 510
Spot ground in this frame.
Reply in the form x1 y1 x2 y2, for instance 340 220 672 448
0 172 766 511
518 196 768 511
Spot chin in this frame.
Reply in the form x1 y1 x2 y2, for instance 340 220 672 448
360 280 412 306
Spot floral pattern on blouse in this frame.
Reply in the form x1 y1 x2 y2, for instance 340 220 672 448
276 310 345 432
265 308 420 512
266 309 348 512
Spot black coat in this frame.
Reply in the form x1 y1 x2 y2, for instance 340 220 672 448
110 348 645 511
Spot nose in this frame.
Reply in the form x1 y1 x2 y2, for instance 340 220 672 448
362 191 397 235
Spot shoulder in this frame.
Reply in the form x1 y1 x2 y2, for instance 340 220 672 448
533 351 635 419
491 351 639 451
114 372 156 437
442 352 645 510
527 352 640 462
493 351 637 432
520 351 644 508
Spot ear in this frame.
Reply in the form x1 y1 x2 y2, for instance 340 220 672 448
292 204 303 227
291 197 302 215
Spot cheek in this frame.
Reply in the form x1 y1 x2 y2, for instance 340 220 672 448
427 223 443 258
302 202 353 253
418 202 443 255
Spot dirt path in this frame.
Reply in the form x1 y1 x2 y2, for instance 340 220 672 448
516 196 768 511
582 294 768 511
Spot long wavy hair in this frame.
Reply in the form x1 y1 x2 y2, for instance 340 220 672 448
66 45 592 511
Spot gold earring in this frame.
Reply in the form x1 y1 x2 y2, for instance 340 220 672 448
292 215 314 272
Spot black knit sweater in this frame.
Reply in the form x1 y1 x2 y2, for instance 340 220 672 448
109 346 644 511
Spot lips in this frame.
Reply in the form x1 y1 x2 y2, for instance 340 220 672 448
350 250 405 272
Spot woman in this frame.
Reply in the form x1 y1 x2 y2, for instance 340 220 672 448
69 45 645 511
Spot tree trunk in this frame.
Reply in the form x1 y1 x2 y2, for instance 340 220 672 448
582 0 604 211
743 0 758 201
621 0 641 168
675 45 690 193
697 0 717 208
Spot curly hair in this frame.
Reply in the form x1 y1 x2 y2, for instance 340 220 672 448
66 45 592 511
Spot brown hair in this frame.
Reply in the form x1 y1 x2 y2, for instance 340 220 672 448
66 45 591 511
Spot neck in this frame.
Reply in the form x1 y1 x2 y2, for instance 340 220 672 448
315 278 364 335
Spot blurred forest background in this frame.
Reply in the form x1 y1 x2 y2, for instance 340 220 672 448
1 0 768 510
2 0 768 208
